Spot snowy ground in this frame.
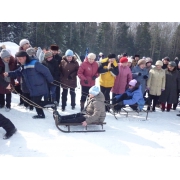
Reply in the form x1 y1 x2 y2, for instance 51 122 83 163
0 84 180 158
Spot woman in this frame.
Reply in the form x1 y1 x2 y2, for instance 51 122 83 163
159 61 180 112
54 85 106 126
78 53 99 111
98 53 119 112
59 49 79 111
113 79 145 112
0 49 16 111
147 60 166 111
132 59 149 95
111 57 132 102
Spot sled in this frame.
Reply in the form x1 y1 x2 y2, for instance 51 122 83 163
53 111 106 133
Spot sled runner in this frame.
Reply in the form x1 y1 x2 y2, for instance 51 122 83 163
53 110 106 133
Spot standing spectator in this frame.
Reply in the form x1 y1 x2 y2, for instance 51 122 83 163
147 60 166 111
127 57 133 70
4 51 54 119
145 57 153 72
42 51 59 103
0 50 16 111
50 44 62 105
59 49 79 111
97 52 104 61
98 53 119 112
111 57 132 103
131 54 140 68
162 57 170 69
132 59 149 95
78 53 99 111
159 61 180 112
174 57 180 70
0 76 17 139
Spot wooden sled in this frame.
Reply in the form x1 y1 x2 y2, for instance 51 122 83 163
53 111 106 133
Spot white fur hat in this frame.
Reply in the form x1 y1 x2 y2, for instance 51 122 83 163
19 39 30 47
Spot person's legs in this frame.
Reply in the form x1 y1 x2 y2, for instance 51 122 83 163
55 85 60 104
61 88 68 110
5 93 11 109
0 113 17 139
80 86 90 111
0 94 5 108
102 87 112 112
70 88 76 109
166 104 172 112
152 95 159 111
161 103 166 111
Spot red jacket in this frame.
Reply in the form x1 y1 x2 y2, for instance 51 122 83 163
78 58 99 87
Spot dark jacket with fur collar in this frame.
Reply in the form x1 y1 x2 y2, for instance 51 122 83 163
59 56 79 89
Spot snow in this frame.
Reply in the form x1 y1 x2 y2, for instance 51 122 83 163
0 42 180 179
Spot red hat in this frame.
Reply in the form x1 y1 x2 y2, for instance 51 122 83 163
120 57 128 63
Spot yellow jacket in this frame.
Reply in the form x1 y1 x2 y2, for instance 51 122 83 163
98 58 119 87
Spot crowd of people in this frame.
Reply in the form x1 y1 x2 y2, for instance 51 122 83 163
0 39 180 139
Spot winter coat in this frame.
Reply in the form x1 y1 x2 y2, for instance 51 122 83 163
59 56 79 89
8 58 54 97
115 84 145 110
53 54 62 65
42 58 59 82
159 68 180 104
78 58 99 87
132 65 149 94
111 63 132 94
98 58 119 88
0 76 8 88
84 92 106 124
147 67 166 96
0 56 16 94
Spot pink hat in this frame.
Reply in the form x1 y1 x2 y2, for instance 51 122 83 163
129 79 137 87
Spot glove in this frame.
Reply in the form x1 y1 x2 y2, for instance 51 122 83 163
161 89 165 92
92 76 96 80
118 101 124 106
68 75 72 80
138 72 142 76
143 75 148 79
84 80 88 84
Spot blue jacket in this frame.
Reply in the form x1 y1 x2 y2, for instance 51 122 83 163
132 65 149 94
115 85 145 110
8 59 54 97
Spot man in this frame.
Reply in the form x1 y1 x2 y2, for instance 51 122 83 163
0 76 17 139
4 51 54 119
50 44 62 105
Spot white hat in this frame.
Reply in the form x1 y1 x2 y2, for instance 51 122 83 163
19 39 30 47
128 58 132 63
89 86 100 96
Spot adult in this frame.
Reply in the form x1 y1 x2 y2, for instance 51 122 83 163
146 60 166 111
77 53 99 111
59 49 79 111
98 53 119 112
4 51 54 119
159 61 180 112
55 86 106 126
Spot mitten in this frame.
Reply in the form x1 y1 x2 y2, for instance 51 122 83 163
143 75 148 79
138 72 142 76
92 76 96 80
68 75 72 80
84 80 88 84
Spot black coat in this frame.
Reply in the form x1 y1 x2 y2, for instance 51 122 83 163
159 68 180 104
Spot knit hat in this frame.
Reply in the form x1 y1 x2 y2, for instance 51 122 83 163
50 44 59 51
155 60 163 66
168 61 176 67
137 59 146 65
89 85 100 96
129 79 137 87
19 39 30 47
146 57 152 63
15 51 28 57
45 51 53 59
120 57 128 63
65 49 74 56
134 54 140 58
87 53 96 60
108 53 116 59
163 57 170 61
0 49 11 59
26 48 36 56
